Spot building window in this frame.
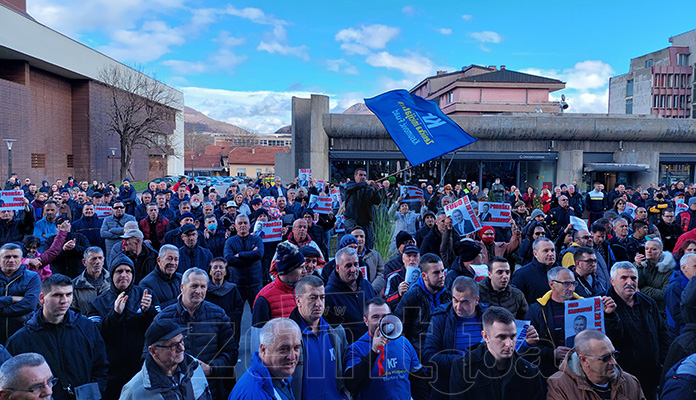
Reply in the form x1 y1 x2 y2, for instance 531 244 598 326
678 54 689 66
653 95 659 108
236 168 246 176
448 92 454 103
256 168 262 176
67 155 74 169
31 153 46 169
626 80 633 96
626 99 633 114
661 95 666 107
645 59 653 68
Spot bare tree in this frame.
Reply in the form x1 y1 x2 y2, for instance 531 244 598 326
184 131 213 154
98 65 179 181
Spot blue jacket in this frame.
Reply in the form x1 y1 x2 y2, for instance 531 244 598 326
229 351 293 400
204 228 227 258
6 309 109 400
177 245 214 274
0 265 41 343
271 185 287 199
512 258 554 306
139 267 182 309
32 217 57 251
205 281 244 347
661 353 696 400
665 270 689 341
325 270 376 344
224 234 264 287
71 215 104 248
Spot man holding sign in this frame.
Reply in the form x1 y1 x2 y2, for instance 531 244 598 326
0 193 34 244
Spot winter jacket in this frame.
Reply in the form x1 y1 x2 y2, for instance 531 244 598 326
139 267 182 309
100 213 136 265
511 258 555 306
657 220 683 252
571 268 610 299
205 281 244 349
123 245 158 285
444 257 476 292
71 269 110 315
450 342 544 400
224 233 264 288
32 217 57 251
270 233 326 277
547 349 645 400
635 250 675 311
343 181 381 227
420 226 445 257
0 265 41 343
0 208 35 245
139 215 168 247
202 228 226 258
477 276 528 319
361 248 385 295
545 206 575 238
6 309 109 400
178 245 214 274
661 353 696 400
71 215 104 248
45 231 90 279
120 354 212 400
325 269 376 344
252 277 296 327
394 277 451 358
662 324 696 384
229 351 292 400
665 271 689 340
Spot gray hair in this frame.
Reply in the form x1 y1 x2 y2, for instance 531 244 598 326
83 246 104 260
259 318 301 347
335 247 358 267
680 253 696 267
532 237 554 251
547 266 571 281
610 261 637 279
452 276 479 297
0 353 48 390
158 244 179 259
124 221 139 230
645 238 663 251
574 329 610 355
182 267 209 286
0 243 22 253
613 218 627 228
235 214 249 223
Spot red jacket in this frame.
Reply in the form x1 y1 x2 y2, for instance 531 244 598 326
139 215 169 242
254 278 295 319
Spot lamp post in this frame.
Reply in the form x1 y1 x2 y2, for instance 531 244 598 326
109 148 118 183
3 139 16 179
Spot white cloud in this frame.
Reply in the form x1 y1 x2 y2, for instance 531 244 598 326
402 5 416 16
365 51 435 76
549 91 609 114
335 24 400 55
331 92 366 113
257 26 310 60
438 28 453 35
461 14 473 21
100 20 186 62
163 48 247 75
469 31 502 44
520 60 615 91
162 60 208 75
222 5 288 26
215 31 246 48
326 59 359 75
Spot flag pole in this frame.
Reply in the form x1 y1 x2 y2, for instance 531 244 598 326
375 165 416 183
439 152 456 187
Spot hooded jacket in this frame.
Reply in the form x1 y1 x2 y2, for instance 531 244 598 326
0 265 41 344
477 276 528 319
661 353 696 400
636 250 675 310
120 353 211 400
547 349 645 400
229 351 292 400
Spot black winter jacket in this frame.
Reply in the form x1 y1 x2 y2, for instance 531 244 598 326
139 267 182 309
224 234 264 287
477 277 528 319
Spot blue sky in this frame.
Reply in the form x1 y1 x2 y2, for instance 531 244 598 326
29 0 695 133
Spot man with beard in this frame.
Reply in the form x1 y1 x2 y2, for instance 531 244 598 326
478 256 528 318
88 254 157 400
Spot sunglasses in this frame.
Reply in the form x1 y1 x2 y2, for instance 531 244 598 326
113 206 125 209
583 351 619 363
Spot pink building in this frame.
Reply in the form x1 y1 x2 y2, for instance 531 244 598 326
411 65 565 114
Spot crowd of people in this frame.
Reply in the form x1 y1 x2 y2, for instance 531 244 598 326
0 171 695 399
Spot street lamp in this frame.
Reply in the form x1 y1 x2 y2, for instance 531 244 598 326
109 148 118 183
3 139 16 178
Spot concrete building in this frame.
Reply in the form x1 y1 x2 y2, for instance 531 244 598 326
277 95 696 193
411 65 565 114
212 132 292 147
609 29 694 119
0 0 184 183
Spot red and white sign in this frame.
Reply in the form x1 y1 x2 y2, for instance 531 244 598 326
444 196 481 235
400 185 423 200
0 191 25 211
95 206 113 219
309 195 332 214
258 220 283 242
478 202 512 227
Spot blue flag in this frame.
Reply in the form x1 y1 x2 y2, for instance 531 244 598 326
364 90 477 166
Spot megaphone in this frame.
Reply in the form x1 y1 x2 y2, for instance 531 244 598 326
379 314 403 340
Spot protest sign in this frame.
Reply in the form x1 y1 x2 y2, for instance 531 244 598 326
676 202 688 216
625 202 637 217
257 220 283 243
0 190 25 211
335 215 345 233
315 180 327 194
565 296 605 348
514 320 531 351
478 202 511 227
405 266 421 284
95 206 113 219
330 187 342 208
399 185 423 200
298 169 311 187
471 265 488 282
308 195 332 214
444 196 481 236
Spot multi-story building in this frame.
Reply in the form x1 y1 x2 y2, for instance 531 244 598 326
609 29 694 119
410 64 566 114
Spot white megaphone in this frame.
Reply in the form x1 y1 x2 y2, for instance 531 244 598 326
379 314 403 340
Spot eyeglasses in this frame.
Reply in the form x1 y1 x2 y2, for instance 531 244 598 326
579 259 597 264
154 335 187 351
533 232 546 236
113 206 124 209
582 351 619 363
552 280 577 288
7 377 59 394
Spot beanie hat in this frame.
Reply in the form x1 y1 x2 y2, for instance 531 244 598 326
453 238 481 262
530 209 545 219
275 243 305 275
298 246 321 258
339 234 358 249
689 197 696 207
179 212 195 222
395 231 413 248
478 226 495 239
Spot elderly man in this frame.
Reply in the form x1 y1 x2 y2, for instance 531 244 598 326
351 226 385 295
88 254 157 400
478 256 528 318
154 267 238 399
177 223 213 274
229 318 301 400
525 266 617 378
0 243 41 344
547 330 644 400
120 319 212 400
606 261 668 399
71 246 109 314
100 200 135 265
344 298 425 400
608 218 631 262
449 307 545 400
272 218 325 276
140 245 183 308
546 195 575 238
634 237 674 312
288 275 349 400
570 247 609 298
163 212 201 249
224 214 264 307
325 247 376 343
511 237 558 305
120 229 158 285
0 353 56 400
6 274 108 400
270 177 287 199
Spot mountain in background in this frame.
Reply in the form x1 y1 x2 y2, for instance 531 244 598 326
342 103 373 115
184 106 251 135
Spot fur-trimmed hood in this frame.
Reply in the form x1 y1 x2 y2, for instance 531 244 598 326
640 250 676 273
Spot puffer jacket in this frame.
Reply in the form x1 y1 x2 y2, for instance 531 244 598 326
120 354 211 400
71 269 110 315
252 278 296 325
547 349 645 400
324 269 376 344
636 250 675 310
0 265 41 343
139 267 182 309
177 245 213 274
224 233 264 287
477 276 528 319
228 351 290 400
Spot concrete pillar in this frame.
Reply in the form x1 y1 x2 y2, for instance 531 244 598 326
288 95 331 183
309 95 330 181
556 150 583 186
613 150 659 187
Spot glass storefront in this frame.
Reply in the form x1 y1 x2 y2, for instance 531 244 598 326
660 163 694 185
520 161 556 192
